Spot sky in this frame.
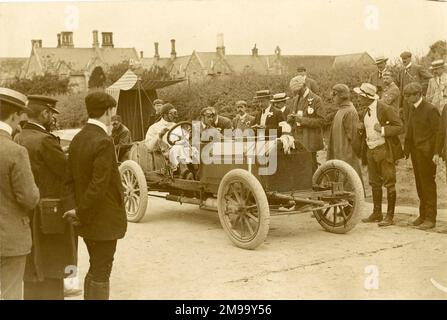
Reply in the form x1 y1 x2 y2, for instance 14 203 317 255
0 0 446 60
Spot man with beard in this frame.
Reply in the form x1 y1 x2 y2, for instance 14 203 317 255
14 95 77 299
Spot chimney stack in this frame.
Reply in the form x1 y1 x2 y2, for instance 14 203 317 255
101 32 114 48
31 39 42 49
60 31 74 48
216 33 225 56
251 44 258 57
140 51 144 58
154 42 160 58
170 39 176 60
274 45 281 57
57 34 61 48
92 30 99 48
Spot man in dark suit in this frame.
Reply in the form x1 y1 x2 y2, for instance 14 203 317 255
398 51 432 128
232 100 255 130
287 76 325 173
403 82 441 230
0 88 40 300
64 92 127 299
14 95 77 300
271 93 292 118
355 83 404 227
296 66 320 95
253 90 284 135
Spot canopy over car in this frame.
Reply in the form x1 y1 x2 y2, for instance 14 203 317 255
106 69 184 141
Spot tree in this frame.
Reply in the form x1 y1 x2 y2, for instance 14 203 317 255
7 73 70 95
88 66 106 89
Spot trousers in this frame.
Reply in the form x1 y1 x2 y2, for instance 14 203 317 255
84 239 117 282
0 255 26 300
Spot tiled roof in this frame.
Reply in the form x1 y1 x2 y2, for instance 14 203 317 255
224 55 269 74
332 52 375 68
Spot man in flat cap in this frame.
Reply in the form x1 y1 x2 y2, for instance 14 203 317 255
398 51 432 126
380 71 401 114
296 66 320 95
63 92 127 299
233 100 255 130
355 83 404 226
287 76 325 173
368 56 391 97
426 59 447 114
0 88 40 300
252 90 284 134
327 84 363 181
403 82 441 229
14 95 77 300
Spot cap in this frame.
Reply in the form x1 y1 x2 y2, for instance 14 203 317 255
85 92 116 115
296 66 307 72
111 115 122 122
160 103 176 115
201 106 216 116
400 51 412 59
332 84 350 98
27 95 59 114
153 99 164 105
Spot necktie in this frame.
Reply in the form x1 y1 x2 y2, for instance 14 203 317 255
367 108 372 116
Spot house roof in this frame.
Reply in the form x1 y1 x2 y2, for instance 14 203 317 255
276 54 337 73
224 55 269 74
0 58 27 80
31 47 139 74
332 52 375 68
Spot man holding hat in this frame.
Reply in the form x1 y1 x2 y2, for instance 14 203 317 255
403 82 441 229
296 66 319 94
287 76 325 173
327 84 363 181
380 71 401 113
0 88 40 300
252 90 284 133
369 56 391 97
14 95 77 300
271 93 292 118
426 59 447 114
233 100 255 130
63 91 127 299
356 83 404 227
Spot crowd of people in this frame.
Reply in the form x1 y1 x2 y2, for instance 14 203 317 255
0 50 446 300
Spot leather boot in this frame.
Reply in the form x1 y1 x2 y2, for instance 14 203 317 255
379 188 396 227
83 274 92 300
89 280 110 300
362 188 383 222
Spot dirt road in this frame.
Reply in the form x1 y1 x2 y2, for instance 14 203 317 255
73 197 447 300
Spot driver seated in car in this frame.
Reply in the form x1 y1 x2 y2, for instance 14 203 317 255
144 103 197 174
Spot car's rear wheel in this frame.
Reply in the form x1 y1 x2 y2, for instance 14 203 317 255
217 169 270 250
312 160 364 234
119 160 148 223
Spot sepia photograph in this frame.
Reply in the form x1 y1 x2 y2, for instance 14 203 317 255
0 0 446 306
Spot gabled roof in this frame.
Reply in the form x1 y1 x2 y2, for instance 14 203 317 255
332 52 375 68
0 58 27 80
193 52 232 74
224 55 269 74
169 55 191 75
276 54 337 73
31 47 139 74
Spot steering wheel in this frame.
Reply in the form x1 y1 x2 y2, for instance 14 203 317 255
166 121 193 146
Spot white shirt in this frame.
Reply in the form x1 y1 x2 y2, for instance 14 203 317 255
364 100 386 149
260 106 271 126
280 106 287 113
414 97 423 109
405 62 412 70
28 121 46 131
0 121 13 135
87 118 108 134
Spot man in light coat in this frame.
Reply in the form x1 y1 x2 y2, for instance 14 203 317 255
426 59 447 115
0 88 40 300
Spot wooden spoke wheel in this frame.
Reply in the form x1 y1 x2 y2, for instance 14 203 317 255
119 160 148 223
217 169 270 250
312 160 364 234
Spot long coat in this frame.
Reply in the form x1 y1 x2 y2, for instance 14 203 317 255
397 63 432 96
65 123 127 241
327 102 363 179
0 129 39 257
14 123 77 281
358 101 404 166
287 91 325 152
